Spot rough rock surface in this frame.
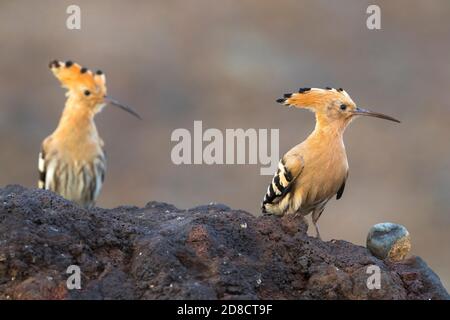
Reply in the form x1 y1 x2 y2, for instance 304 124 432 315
0 185 448 300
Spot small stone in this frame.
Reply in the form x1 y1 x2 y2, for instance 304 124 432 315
367 222 411 262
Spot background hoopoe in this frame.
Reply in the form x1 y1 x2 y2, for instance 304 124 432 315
262 87 400 239
39 60 141 208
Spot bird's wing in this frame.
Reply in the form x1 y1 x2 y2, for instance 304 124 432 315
93 152 107 200
38 148 46 189
38 139 106 206
262 154 304 209
336 171 348 200
83 152 107 207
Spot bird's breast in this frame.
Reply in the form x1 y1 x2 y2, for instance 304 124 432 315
297 144 348 208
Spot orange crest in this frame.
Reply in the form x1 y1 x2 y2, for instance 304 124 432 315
277 87 355 109
49 60 107 97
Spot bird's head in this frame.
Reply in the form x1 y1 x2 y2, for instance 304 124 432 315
276 87 399 126
49 60 141 119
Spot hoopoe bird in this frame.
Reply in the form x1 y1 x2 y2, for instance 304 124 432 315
38 60 141 208
262 87 400 239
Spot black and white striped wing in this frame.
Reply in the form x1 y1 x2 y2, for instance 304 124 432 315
38 150 46 189
262 157 303 212
89 154 106 205
38 146 106 208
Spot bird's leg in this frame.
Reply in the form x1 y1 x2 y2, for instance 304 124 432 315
312 206 325 240
314 223 322 241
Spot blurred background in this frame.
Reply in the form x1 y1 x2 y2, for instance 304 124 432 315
0 0 449 290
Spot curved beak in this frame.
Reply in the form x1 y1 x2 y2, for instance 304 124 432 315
104 96 142 120
352 107 400 123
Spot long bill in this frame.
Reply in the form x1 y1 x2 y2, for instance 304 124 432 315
352 107 400 123
104 96 142 119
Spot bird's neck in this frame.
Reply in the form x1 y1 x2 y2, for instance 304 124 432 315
55 98 98 139
312 113 348 139
308 113 349 149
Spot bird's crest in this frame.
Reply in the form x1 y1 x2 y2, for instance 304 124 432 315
276 87 354 109
49 60 107 96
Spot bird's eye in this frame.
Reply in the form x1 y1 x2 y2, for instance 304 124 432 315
84 90 91 96
340 104 347 111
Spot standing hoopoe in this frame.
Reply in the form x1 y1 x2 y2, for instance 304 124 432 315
39 60 141 208
262 87 400 239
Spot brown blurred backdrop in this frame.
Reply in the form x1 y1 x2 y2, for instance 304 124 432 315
1 0 449 290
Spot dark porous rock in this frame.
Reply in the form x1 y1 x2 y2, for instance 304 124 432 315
0 185 448 300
